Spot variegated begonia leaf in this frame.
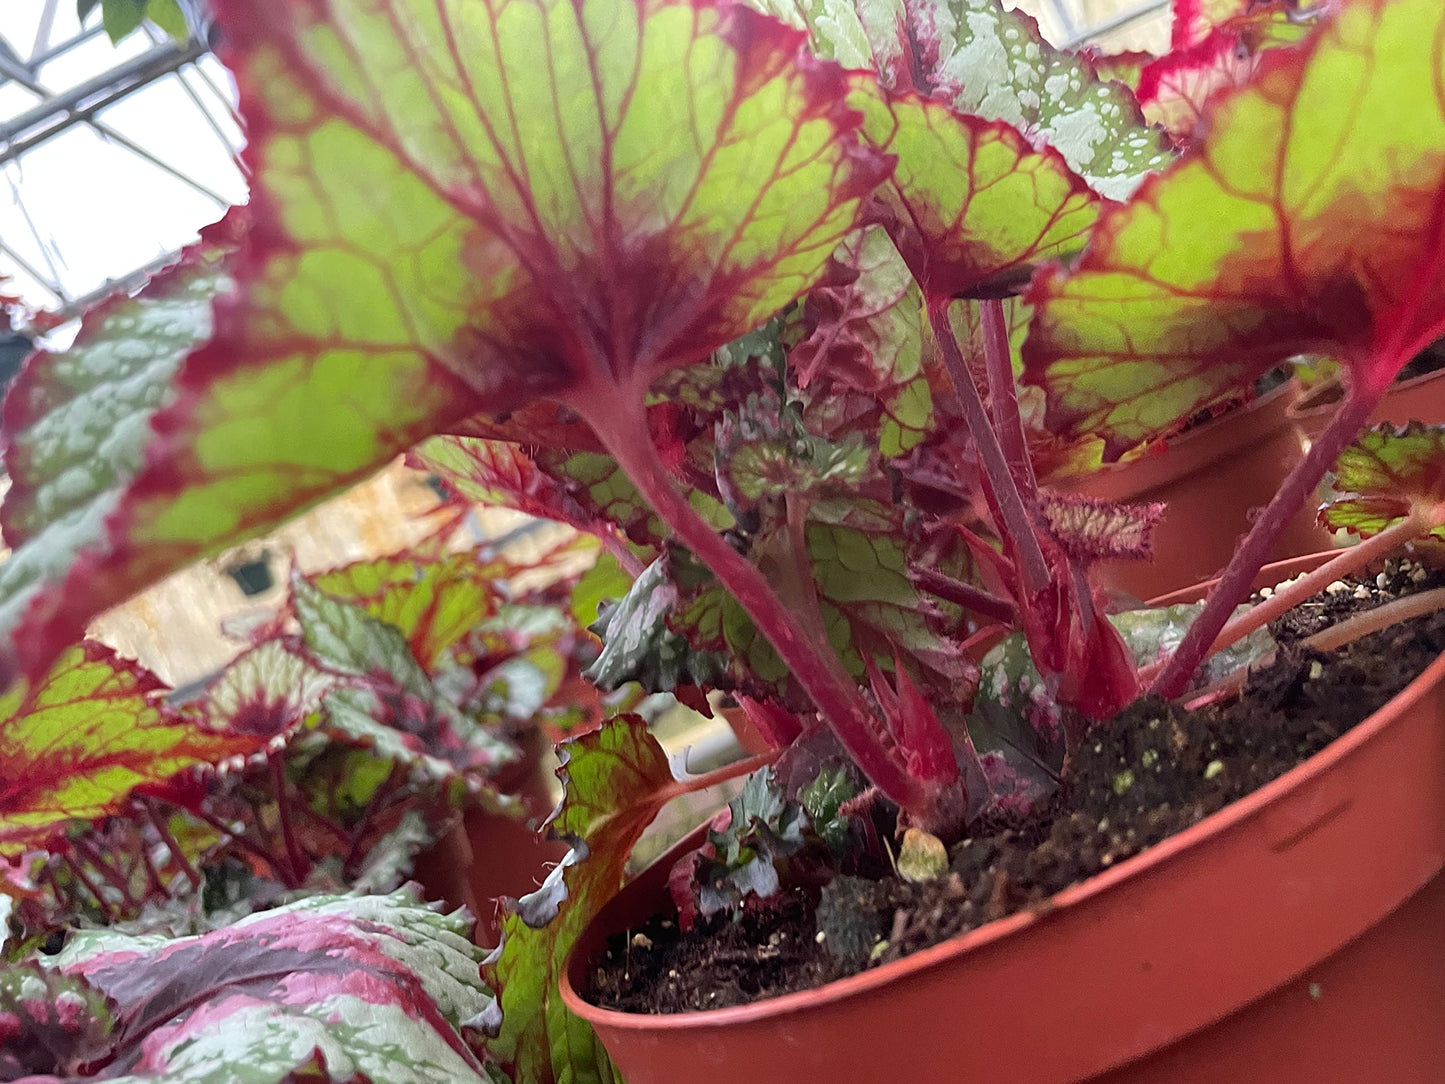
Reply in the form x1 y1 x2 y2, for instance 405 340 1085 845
583 555 728 695
0 644 275 858
1137 0 1321 142
793 228 934 458
1321 423 1445 538
1026 0 1445 458
753 0 1174 200
290 575 515 775
202 637 339 737
852 83 1103 300
1172 0 1256 47
481 718 677 1084
0 213 241 681
308 551 501 672
30 890 497 1084
409 439 624 545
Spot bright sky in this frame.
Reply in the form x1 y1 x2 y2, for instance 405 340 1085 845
0 2 246 316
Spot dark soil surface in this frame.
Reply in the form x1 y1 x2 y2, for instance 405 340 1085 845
590 556 1445 1014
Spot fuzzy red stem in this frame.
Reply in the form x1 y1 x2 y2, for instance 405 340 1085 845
913 566 1018 624
1139 513 1430 687
577 387 938 817
60 852 117 919
928 303 1051 593
70 836 135 903
138 796 202 891
1153 389 1384 698
980 298 1039 502
270 753 308 883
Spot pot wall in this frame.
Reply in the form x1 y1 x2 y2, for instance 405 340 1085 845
1064 383 1330 602
562 553 1445 1083
1289 367 1445 444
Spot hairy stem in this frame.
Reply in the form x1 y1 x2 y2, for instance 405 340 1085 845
913 566 1018 624
1153 389 1383 698
578 386 936 817
137 796 202 891
980 298 1039 502
270 753 307 884
1201 515 1426 664
929 302 1050 593
70 837 134 903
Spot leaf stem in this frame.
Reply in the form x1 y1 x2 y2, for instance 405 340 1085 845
1147 513 1427 684
270 753 308 885
928 302 1051 593
578 388 937 818
137 796 202 891
913 566 1018 624
1152 389 1383 698
980 299 1039 502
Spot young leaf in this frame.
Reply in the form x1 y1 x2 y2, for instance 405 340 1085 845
0 213 240 681
1026 0 1445 456
1322 423 1445 538
583 556 728 695
0 644 271 858
482 717 676 1084
1038 492 1165 564
48 890 495 1083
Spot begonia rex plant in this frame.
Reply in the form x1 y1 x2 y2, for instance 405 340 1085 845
3 0 1445 1078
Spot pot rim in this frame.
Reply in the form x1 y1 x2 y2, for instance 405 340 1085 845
1064 381 1298 502
1288 365 1445 420
561 550 1445 1030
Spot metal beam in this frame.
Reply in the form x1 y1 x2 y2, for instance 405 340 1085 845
0 37 209 167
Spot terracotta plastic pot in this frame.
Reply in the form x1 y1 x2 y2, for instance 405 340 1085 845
412 730 570 942
1062 383 1330 602
1289 368 1445 444
561 552 1445 1083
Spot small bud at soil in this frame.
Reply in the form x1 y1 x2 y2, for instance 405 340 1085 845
1308 660 1324 680
869 940 889 963
1204 760 1225 780
1112 769 1135 795
1141 749 1159 768
898 828 949 883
